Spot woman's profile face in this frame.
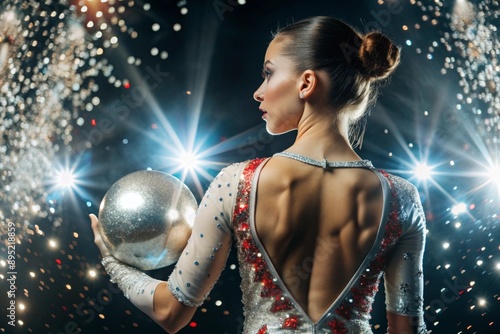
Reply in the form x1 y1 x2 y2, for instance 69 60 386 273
253 38 304 135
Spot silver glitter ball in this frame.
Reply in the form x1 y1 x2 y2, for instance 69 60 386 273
98 170 196 270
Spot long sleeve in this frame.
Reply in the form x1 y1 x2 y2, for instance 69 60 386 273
384 180 426 317
101 162 245 317
101 256 162 316
167 162 246 307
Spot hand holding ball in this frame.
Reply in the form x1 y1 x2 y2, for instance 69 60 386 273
97 171 197 270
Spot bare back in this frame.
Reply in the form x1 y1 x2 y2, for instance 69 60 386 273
254 156 384 323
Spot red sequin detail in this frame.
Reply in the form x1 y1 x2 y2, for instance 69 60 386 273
335 303 351 320
257 325 268 334
270 297 292 312
329 171 403 333
327 318 348 334
282 315 300 329
233 162 405 334
261 282 282 298
233 158 294 328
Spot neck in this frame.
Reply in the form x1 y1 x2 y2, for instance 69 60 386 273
289 107 360 162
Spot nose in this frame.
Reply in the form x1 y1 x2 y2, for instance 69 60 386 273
253 83 264 102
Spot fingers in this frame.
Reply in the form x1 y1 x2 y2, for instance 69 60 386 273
89 214 101 239
89 214 100 239
89 213 99 229
89 214 111 258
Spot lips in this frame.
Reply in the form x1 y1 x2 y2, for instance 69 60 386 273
259 107 267 117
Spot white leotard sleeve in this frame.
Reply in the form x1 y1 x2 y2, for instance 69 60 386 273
167 162 245 306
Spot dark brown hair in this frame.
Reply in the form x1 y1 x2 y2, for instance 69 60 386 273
274 16 400 147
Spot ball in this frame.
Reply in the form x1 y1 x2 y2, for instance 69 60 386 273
98 170 197 270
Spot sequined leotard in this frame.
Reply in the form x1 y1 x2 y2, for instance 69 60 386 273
167 158 427 333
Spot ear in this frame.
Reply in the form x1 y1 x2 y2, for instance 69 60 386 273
297 69 319 99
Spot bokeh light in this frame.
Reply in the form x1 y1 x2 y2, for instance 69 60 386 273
55 169 77 189
488 165 500 185
451 202 467 215
413 162 433 180
178 151 199 171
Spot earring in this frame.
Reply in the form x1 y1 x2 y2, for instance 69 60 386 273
299 91 304 99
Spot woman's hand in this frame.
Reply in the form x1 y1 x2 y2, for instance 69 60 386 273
89 214 111 258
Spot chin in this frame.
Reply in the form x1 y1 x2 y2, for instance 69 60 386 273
266 124 297 136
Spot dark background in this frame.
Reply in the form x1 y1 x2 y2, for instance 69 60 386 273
1 0 499 333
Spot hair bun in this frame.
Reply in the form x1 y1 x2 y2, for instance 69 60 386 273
359 32 400 80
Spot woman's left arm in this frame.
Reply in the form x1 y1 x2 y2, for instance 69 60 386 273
384 182 427 334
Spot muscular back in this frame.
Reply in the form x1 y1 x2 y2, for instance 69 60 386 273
255 157 384 322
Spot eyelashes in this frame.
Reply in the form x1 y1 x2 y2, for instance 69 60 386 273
261 69 271 80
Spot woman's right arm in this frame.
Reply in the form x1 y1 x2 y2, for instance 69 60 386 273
96 252 197 333
91 162 246 332
151 282 198 333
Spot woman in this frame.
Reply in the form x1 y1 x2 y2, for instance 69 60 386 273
91 16 427 333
